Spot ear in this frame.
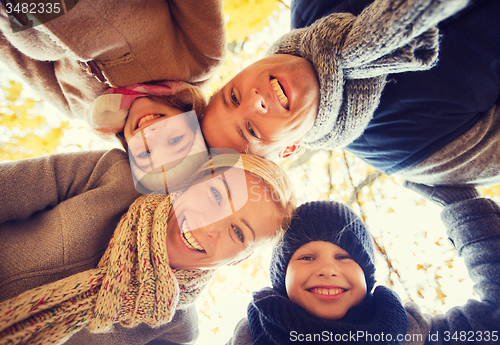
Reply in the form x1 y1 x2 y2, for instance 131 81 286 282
227 254 252 266
279 140 302 159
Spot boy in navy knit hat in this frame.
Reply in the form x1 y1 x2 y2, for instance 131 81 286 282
248 201 408 344
227 189 500 345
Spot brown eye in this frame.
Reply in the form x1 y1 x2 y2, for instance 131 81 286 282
230 89 240 105
247 124 259 139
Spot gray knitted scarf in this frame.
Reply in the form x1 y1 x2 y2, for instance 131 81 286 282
268 0 469 149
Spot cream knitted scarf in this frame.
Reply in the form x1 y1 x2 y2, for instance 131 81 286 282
268 0 469 149
0 195 214 345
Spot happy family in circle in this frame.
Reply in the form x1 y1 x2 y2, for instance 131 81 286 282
0 0 499 344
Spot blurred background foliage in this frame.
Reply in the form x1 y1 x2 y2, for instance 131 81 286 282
1 0 499 344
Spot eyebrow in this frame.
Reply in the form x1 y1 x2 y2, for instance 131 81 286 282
221 87 229 108
221 175 235 214
139 130 153 169
221 173 256 242
242 219 256 242
238 128 250 145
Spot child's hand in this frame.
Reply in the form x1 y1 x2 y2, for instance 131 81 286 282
403 181 479 207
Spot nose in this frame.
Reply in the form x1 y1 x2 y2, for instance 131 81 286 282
316 260 338 277
142 124 157 138
198 224 222 239
249 89 268 113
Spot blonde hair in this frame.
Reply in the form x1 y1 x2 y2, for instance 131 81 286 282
188 153 296 245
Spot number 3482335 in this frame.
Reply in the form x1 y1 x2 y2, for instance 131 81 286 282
5 2 61 14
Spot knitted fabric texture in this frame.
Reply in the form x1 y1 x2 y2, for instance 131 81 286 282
86 81 190 138
248 286 408 345
268 0 469 149
270 201 376 297
0 195 214 345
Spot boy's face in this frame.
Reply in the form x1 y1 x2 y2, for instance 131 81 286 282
201 54 319 159
124 97 196 172
285 241 367 320
165 168 279 270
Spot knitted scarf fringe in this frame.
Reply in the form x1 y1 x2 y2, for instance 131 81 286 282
0 195 214 345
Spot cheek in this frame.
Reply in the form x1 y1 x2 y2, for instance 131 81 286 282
349 267 368 305
284 265 301 300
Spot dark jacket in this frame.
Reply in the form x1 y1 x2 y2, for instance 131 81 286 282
293 0 500 175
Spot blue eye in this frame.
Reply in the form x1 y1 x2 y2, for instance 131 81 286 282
168 135 184 145
211 186 222 206
232 225 245 243
137 150 151 159
230 89 239 105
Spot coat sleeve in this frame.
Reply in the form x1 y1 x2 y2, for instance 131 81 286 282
0 9 108 119
167 0 226 89
225 317 253 345
405 198 500 344
64 305 200 345
0 149 135 224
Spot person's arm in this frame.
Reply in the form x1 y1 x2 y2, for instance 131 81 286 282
0 8 107 119
166 0 226 90
0 149 131 224
63 305 200 345
225 317 253 345
404 183 500 342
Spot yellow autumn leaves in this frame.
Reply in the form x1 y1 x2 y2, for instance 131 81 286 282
223 0 282 43
0 81 69 161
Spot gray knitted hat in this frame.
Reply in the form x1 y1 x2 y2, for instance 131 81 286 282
268 0 468 149
270 201 376 298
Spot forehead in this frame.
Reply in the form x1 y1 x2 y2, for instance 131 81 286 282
224 168 273 209
293 241 347 255
245 54 311 67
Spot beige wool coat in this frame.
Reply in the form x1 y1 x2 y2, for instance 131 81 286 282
0 0 226 119
0 149 199 344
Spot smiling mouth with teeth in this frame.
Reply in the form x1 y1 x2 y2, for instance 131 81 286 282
270 78 289 110
308 287 345 296
180 219 205 252
136 114 164 130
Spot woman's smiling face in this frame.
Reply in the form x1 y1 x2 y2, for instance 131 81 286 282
165 167 280 270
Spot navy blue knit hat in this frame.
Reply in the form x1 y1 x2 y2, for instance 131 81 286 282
270 201 376 298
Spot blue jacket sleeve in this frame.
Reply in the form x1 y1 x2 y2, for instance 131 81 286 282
406 198 500 344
